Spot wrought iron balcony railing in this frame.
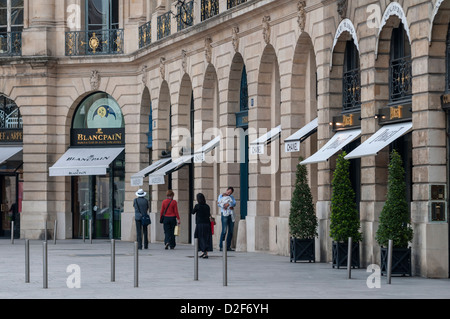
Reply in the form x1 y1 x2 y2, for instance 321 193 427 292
342 68 361 112
177 0 194 31
227 0 247 9
0 32 22 56
389 57 412 104
65 29 124 56
201 0 219 21
139 21 151 49
157 11 171 40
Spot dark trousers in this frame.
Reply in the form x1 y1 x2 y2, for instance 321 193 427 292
220 215 234 249
163 216 177 248
135 219 148 249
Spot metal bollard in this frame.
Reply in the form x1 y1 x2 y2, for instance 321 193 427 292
387 239 393 284
134 242 139 288
53 220 57 245
82 219 85 243
194 238 199 281
89 219 92 244
43 241 48 289
111 239 115 282
44 220 47 242
223 241 227 287
347 237 352 279
11 221 14 244
25 239 30 283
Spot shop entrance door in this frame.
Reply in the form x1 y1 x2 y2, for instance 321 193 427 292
72 155 124 239
0 175 21 238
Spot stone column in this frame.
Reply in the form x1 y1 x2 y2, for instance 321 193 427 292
22 0 56 56
410 5 448 278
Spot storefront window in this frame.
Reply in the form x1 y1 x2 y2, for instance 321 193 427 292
0 94 22 129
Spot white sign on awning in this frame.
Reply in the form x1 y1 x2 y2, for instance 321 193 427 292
194 136 221 163
49 147 124 176
301 129 361 165
345 122 413 160
130 157 171 187
284 118 318 153
0 147 22 164
148 155 194 185
250 125 281 155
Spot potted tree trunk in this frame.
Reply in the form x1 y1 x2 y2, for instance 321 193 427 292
330 152 362 269
289 157 318 263
376 149 413 276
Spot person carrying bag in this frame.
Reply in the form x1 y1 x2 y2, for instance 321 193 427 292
134 189 150 250
160 190 180 250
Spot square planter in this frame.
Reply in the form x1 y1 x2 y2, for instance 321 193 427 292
290 238 315 263
332 241 360 269
380 247 411 276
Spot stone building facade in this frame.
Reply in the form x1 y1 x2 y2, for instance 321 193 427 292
0 0 449 278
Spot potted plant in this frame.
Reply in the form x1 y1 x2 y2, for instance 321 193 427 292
330 152 362 268
376 149 413 276
289 157 318 262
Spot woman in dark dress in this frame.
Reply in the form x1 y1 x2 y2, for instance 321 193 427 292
192 193 213 258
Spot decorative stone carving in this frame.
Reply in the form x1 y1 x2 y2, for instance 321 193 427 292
160 57 166 80
337 0 347 19
90 70 100 91
142 65 148 86
262 16 271 44
297 1 306 32
181 49 187 73
232 26 239 52
205 36 212 64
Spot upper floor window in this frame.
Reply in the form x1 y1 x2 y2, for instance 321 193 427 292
342 40 361 112
389 23 412 104
86 0 119 31
0 0 23 33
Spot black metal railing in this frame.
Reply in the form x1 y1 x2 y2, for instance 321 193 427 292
157 11 171 40
201 0 219 21
389 57 412 103
65 29 124 56
139 21 151 49
227 0 247 9
0 32 22 56
177 0 194 31
342 68 361 112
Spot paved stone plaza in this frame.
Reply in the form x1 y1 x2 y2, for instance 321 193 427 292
0 239 449 300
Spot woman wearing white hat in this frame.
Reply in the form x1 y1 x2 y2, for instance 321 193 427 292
134 189 150 249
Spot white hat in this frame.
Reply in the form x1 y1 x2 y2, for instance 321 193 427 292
136 189 147 197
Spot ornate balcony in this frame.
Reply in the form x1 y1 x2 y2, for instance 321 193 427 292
0 32 22 56
65 29 124 56
139 21 151 49
389 57 412 104
342 68 361 112
157 11 171 40
227 0 247 9
177 0 194 31
201 0 219 21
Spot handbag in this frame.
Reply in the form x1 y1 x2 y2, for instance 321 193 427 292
210 216 216 235
135 199 151 227
160 199 173 224
174 225 180 236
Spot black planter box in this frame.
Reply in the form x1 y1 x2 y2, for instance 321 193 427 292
380 247 411 276
332 241 360 269
290 238 315 263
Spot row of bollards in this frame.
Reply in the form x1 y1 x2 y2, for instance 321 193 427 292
346 237 394 284
24 235 230 289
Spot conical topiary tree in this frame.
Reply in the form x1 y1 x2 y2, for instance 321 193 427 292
376 149 413 248
330 152 362 243
289 157 318 240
